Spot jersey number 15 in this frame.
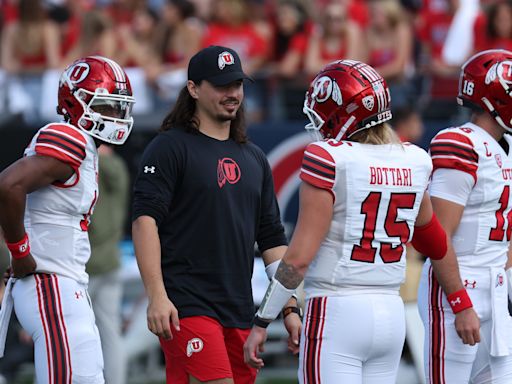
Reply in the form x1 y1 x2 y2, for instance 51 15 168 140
351 192 416 263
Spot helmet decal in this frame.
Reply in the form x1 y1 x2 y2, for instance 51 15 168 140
311 76 342 105
67 63 90 84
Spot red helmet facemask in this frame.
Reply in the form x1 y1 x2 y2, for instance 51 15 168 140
57 56 135 145
303 60 392 141
457 49 512 133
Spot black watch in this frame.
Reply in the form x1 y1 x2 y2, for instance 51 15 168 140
253 315 272 328
282 306 303 319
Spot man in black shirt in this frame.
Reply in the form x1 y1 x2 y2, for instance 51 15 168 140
132 46 302 384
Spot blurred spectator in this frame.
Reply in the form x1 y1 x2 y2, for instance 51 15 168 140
87 144 130 384
391 105 424 144
116 6 161 68
61 9 116 64
271 0 310 79
1 0 60 122
202 0 270 121
304 1 365 77
203 0 268 76
366 0 414 107
416 0 460 77
145 0 202 102
104 0 145 26
475 0 512 52
1 0 60 75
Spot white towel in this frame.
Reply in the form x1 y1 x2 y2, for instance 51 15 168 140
490 267 510 357
0 278 15 358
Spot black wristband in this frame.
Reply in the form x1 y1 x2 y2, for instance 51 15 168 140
282 306 302 319
253 315 271 328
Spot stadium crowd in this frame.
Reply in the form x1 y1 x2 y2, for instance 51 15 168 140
2 0 512 125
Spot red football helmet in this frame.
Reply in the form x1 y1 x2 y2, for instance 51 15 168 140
303 60 392 141
457 49 512 132
57 56 135 145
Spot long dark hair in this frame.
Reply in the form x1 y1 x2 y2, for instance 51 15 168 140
160 85 248 144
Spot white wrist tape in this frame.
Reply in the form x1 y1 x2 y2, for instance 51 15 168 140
506 268 512 302
265 260 280 280
256 277 295 321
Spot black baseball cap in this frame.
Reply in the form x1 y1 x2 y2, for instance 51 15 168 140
188 46 254 86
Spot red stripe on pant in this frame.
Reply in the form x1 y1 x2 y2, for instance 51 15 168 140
304 297 327 384
429 267 445 384
37 274 72 383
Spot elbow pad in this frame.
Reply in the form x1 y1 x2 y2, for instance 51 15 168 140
412 213 447 260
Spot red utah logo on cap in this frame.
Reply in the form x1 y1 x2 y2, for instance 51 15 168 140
218 51 235 70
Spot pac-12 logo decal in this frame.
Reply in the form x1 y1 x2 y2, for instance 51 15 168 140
217 158 241 188
218 51 235 70
311 76 342 105
186 338 204 357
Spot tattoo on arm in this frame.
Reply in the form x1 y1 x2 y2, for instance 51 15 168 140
275 260 303 289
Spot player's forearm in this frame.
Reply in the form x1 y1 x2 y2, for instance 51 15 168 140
430 243 465 295
132 216 167 299
0 184 27 242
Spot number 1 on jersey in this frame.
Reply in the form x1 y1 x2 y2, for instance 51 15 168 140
489 185 512 241
351 192 416 263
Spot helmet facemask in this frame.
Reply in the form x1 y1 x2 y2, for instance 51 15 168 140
75 87 135 145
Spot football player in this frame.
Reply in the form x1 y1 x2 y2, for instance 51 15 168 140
418 49 512 383
0 56 135 383
243 60 480 384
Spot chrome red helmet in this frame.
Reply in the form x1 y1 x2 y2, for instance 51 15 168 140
303 60 392 141
57 56 135 145
457 49 512 132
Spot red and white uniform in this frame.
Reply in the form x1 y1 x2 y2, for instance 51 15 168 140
418 122 512 384
298 139 432 384
24 122 99 283
11 122 104 383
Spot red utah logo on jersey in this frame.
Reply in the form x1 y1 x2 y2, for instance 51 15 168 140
217 158 241 188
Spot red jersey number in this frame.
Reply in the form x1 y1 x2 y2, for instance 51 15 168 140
489 186 512 241
351 192 416 263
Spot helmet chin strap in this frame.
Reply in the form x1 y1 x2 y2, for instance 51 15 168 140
481 97 512 133
334 116 356 141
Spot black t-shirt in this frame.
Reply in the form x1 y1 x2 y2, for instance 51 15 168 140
132 128 287 328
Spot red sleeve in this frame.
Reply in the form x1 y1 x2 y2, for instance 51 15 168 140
429 131 478 183
35 124 87 170
300 143 336 192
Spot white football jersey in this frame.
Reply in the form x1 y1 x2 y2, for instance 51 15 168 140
429 122 512 268
300 140 432 298
23 122 98 284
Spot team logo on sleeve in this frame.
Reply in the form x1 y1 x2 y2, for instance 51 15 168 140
218 52 235 70
186 338 204 357
312 76 342 106
217 158 241 188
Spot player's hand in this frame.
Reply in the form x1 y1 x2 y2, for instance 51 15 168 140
146 294 180 340
11 253 37 278
283 313 302 354
243 326 268 369
454 307 480 345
